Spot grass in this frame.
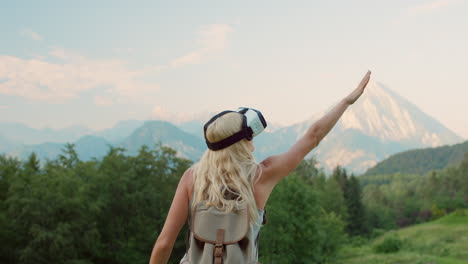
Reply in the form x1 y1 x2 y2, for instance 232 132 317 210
333 209 468 264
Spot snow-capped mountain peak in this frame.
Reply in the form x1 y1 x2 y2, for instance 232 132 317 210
269 81 464 173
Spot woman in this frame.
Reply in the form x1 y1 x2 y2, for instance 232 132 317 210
149 71 372 264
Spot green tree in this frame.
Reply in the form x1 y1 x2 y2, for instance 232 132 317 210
260 173 346 263
0 154 22 263
344 175 367 235
93 145 191 264
1 144 192 264
319 177 348 221
295 156 321 183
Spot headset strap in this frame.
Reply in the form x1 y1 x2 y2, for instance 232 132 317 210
205 129 251 150
204 110 251 151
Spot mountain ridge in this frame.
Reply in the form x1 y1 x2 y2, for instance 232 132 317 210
1 81 464 173
119 120 205 160
280 81 463 172
363 140 468 176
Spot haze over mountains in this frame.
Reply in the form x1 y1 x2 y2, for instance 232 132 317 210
0 81 463 173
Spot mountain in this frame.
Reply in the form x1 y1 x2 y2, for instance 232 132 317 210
178 120 204 139
1 81 464 173
3 120 204 163
341 81 461 146
0 133 18 153
9 142 65 162
253 81 463 172
0 122 93 145
8 135 112 162
96 120 145 143
0 120 142 158
363 140 468 176
119 120 205 160
74 135 112 160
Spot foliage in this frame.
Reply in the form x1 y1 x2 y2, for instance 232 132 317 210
364 140 468 176
344 175 367 235
335 210 468 264
373 234 402 253
1 148 350 264
0 144 191 264
329 166 368 236
361 152 468 231
259 173 346 264
2 143 466 263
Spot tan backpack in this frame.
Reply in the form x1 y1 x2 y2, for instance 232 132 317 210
180 201 261 264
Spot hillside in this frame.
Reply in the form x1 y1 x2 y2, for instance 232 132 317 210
335 210 468 264
119 120 205 160
363 140 468 176
7 135 112 162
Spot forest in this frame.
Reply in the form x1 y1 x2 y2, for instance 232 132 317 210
1 144 467 264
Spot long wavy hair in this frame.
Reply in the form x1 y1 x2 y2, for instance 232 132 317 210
192 112 260 223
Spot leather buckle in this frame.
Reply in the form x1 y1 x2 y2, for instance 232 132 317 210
214 244 223 257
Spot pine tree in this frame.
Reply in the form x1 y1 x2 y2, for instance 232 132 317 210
344 175 367 236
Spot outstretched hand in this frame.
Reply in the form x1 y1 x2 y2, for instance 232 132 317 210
345 70 371 105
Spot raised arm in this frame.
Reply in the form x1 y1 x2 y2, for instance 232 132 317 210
259 71 371 188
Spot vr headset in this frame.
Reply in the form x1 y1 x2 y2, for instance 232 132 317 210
204 107 267 151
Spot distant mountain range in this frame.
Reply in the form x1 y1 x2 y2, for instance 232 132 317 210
0 81 464 173
119 120 205 160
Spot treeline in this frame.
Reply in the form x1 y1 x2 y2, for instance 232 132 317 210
0 144 191 264
0 144 369 264
361 153 468 230
1 144 467 263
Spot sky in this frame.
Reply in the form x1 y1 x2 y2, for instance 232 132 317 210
0 0 467 139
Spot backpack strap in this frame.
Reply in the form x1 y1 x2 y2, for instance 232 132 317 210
214 229 225 264
184 169 196 254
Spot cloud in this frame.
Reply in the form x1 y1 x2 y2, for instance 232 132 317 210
152 105 212 124
0 48 159 103
169 24 233 68
170 51 203 68
405 0 462 16
152 105 194 123
0 105 8 110
20 29 43 41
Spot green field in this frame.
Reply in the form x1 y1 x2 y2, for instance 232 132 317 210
333 210 468 264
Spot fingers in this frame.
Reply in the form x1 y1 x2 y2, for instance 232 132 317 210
360 70 371 89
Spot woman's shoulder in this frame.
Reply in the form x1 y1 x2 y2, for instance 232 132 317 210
180 167 195 200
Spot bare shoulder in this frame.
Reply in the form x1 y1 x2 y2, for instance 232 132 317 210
180 167 195 199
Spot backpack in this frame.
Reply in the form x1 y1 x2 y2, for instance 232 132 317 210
180 201 261 264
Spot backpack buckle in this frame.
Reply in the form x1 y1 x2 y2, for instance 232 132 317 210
214 244 223 257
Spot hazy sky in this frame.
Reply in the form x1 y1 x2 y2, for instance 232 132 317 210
1 0 467 138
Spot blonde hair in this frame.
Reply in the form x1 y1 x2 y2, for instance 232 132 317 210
192 112 260 223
